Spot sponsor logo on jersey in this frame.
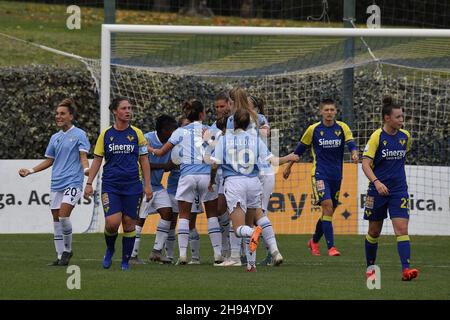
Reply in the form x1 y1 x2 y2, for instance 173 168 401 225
381 148 406 159
108 143 135 154
318 138 342 148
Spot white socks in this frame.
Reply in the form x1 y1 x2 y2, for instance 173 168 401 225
177 218 190 258
235 225 254 238
165 228 176 260
53 221 64 259
256 216 279 254
153 219 171 251
229 221 242 259
131 225 142 258
207 217 222 258
218 212 231 257
189 228 200 261
59 217 72 253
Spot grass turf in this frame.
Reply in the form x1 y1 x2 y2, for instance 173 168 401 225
0 234 449 300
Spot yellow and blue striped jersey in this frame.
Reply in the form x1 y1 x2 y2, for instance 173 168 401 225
363 128 411 193
294 121 356 181
94 125 148 194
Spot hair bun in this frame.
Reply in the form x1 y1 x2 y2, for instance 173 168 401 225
382 96 393 107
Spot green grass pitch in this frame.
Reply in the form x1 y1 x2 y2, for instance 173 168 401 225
1 234 449 300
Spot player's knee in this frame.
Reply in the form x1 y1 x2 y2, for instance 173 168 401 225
159 208 172 220
368 230 381 238
321 200 334 215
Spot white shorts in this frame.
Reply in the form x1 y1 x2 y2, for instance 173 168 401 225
169 194 203 214
204 179 218 202
175 174 210 204
259 173 275 213
50 187 82 210
224 176 262 213
139 189 172 218
217 173 225 195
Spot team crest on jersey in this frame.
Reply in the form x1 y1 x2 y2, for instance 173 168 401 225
334 130 341 137
399 139 406 146
110 136 114 141
320 131 324 136
127 134 134 142
382 140 387 146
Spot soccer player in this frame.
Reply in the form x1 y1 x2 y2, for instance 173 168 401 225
248 95 283 267
130 115 177 265
148 99 222 265
210 106 298 272
19 98 90 266
83 97 152 271
284 98 359 256
362 96 419 281
212 91 233 259
219 88 283 267
164 116 204 264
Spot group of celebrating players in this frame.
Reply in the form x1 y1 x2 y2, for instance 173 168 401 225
18 87 419 280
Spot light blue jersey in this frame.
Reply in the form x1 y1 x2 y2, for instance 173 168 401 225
168 121 210 177
167 144 182 195
167 169 180 195
212 129 272 179
209 121 218 131
205 124 223 158
145 131 171 192
226 113 268 130
45 126 90 192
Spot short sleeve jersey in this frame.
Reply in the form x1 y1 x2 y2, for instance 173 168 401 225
145 131 171 192
300 121 354 181
45 126 90 192
94 125 148 194
212 130 272 179
168 121 210 177
363 128 411 193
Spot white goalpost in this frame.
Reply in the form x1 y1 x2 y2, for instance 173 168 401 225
97 24 450 236
100 25 450 131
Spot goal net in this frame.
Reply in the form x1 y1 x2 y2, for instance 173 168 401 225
87 25 450 235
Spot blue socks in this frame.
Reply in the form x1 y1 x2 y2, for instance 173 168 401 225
397 235 411 270
122 230 136 264
321 216 334 249
104 230 118 251
312 218 323 243
365 234 379 267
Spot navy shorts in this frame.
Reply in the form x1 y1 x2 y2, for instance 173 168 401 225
363 188 410 221
101 191 142 219
311 177 341 208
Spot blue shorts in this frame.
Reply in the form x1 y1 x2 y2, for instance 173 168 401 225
101 191 142 219
363 188 410 221
311 177 341 208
